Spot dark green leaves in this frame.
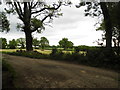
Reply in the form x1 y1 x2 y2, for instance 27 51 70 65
0 12 10 32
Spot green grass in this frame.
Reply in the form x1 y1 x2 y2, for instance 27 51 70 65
0 49 81 54
1 49 52 54
0 49 20 53
35 49 51 55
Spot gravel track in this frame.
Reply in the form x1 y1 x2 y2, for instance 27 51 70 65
3 54 119 88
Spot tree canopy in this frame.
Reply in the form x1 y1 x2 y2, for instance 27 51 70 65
0 38 7 49
16 38 26 49
59 38 73 50
76 1 116 51
0 12 10 32
8 39 18 49
40 37 49 50
4 0 71 51
33 38 40 48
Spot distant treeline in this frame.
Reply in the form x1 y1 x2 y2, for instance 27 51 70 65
0 37 101 50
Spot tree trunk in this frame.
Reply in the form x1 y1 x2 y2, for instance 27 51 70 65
25 31 33 51
100 2 112 51
23 2 33 51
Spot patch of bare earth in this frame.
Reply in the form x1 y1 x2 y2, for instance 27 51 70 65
3 54 119 88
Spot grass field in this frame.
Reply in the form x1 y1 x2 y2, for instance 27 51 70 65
0 49 51 54
0 49 19 53
0 49 86 55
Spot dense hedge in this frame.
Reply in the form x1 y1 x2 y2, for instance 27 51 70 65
9 50 49 59
6 48 120 71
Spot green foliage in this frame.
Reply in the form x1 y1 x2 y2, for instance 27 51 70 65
7 47 120 71
0 12 10 32
74 45 98 53
16 38 25 49
10 50 49 59
96 2 120 49
8 39 18 49
33 38 40 49
31 18 45 33
0 38 7 49
40 37 49 50
59 38 74 50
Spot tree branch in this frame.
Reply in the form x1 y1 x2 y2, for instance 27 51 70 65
31 27 38 32
17 2 24 17
31 2 38 8
28 2 32 14
14 2 24 21
31 2 61 14
41 14 50 22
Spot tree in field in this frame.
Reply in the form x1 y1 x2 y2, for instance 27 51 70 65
8 39 18 49
76 2 115 51
4 0 71 51
33 38 40 49
16 38 25 49
40 37 49 50
0 38 7 49
59 38 73 50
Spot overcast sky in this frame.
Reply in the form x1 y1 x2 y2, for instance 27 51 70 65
0 0 103 46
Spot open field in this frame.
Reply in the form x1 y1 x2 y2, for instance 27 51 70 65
0 49 86 55
0 49 51 54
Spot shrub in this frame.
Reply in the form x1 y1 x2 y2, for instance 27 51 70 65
50 48 64 60
5 48 119 71
9 50 49 59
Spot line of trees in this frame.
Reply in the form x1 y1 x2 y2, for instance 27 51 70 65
0 37 49 50
0 37 75 50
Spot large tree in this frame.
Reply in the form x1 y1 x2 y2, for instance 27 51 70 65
16 38 26 49
33 38 40 49
59 38 73 50
96 2 120 54
5 0 71 51
8 39 18 49
40 37 49 50
76 1 114 51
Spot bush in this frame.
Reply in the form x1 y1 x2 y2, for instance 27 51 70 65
9 50 49 59
85 48 120 69
5 48 119 71
50 48 64 60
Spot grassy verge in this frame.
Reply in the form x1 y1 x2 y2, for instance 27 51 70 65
2 58 16 88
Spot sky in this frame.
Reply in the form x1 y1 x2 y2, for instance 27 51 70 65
0 0 104 46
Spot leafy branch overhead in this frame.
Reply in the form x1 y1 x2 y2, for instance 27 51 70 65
5 0 71 33
0 12 10 32
76 1 120 50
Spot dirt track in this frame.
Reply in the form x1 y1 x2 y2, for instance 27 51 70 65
3 54 119 88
